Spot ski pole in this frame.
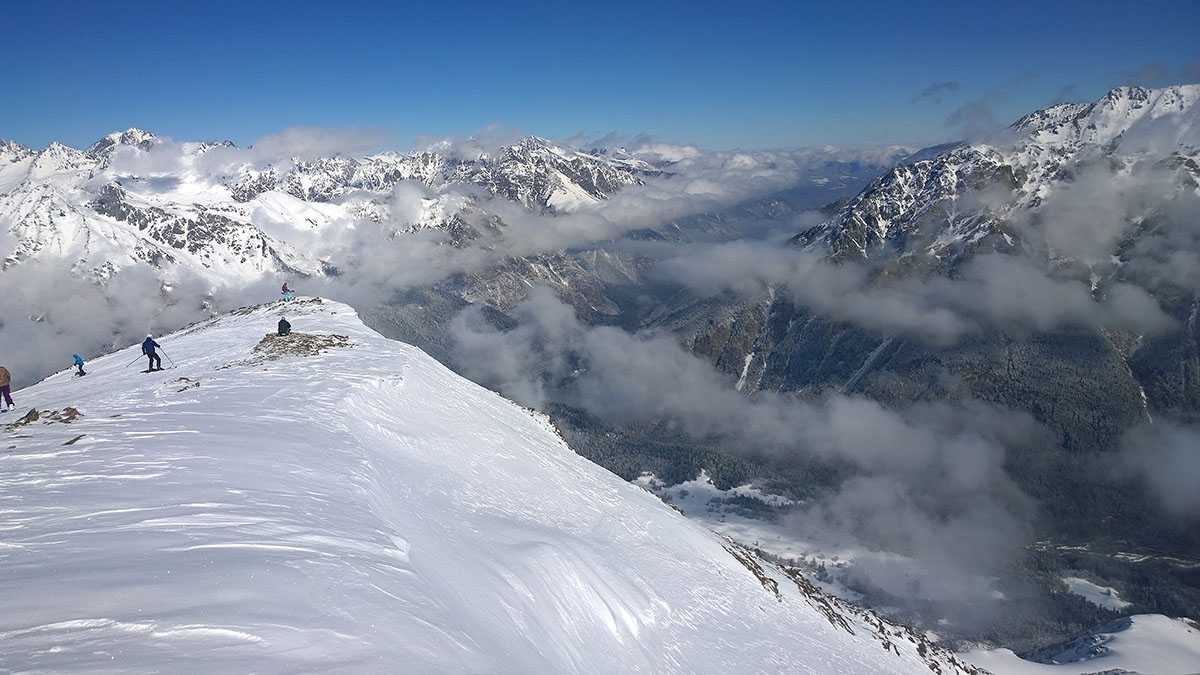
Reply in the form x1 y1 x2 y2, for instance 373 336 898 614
159 348 177 368
124 353 144 368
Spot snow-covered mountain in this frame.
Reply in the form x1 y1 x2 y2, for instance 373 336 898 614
0 129 660 281
684 85 1200 415
795 85 1200 263
0 298 978 674
1 123 910 348
667 86 1200 642
87 127 159 158
229 136 658 209
0 131 305 280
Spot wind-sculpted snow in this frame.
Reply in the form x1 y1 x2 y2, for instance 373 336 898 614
0 299 974 673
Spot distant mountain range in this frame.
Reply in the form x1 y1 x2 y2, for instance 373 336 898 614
0 130 655 279
796 85 1200 262
0 123 902 321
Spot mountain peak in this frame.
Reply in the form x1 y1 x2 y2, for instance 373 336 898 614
802 83 1200 261
506 135 559 154
0 138 35 161
1009 101 1090 135
27 141 95 176
1091 83 1200 116
87 127 159 156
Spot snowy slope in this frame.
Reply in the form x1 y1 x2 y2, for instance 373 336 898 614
966 614 1200 674
1061 577 1132 611
0 299 975 674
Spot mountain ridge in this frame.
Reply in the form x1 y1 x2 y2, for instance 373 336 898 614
794 85 1200 262
0 297 979 674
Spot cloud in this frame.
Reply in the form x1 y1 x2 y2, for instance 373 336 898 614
388 180 435 226
104 128 882 301
306 144 888 297
105 140 191 176
1048 83 1078 105
413 124 526 161
186 127 391 175
940 75 1042 143
1022 153 1200 291
935 254 1174 336
653 241 1174 344
628 142 704 164
448 286 1044 475
553 131 704 164
389 116 1193 620
911 81 962 104
652 141 1195 345
1123 189 1200 291
944 100 1001 141
1119 421 1200 518
102 126 394 191
10 134 889 396
448 286 1043 618
788 471 1031 612
15 118 1189 395
248 126 390 161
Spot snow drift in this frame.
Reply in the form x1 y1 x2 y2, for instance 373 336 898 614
0 298 974 673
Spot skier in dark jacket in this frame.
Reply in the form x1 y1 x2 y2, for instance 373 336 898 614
73 354 86 376
278 316 292 336
142 335 163 371
0 365 13 411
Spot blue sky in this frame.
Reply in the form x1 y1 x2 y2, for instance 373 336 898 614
4 0 1198 151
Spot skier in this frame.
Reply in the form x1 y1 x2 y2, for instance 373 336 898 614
142 334 163 372
278 316 292 336
281 282 296 302
0 365 12 412
73 354 87 377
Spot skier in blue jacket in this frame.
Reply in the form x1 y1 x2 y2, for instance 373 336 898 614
73 354 86 376
142 335 162 372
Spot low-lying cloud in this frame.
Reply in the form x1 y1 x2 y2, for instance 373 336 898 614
449 287 1044 617
912 80 962 104
655 242 1174 344
106 126 392 179
1119 421 1200 519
